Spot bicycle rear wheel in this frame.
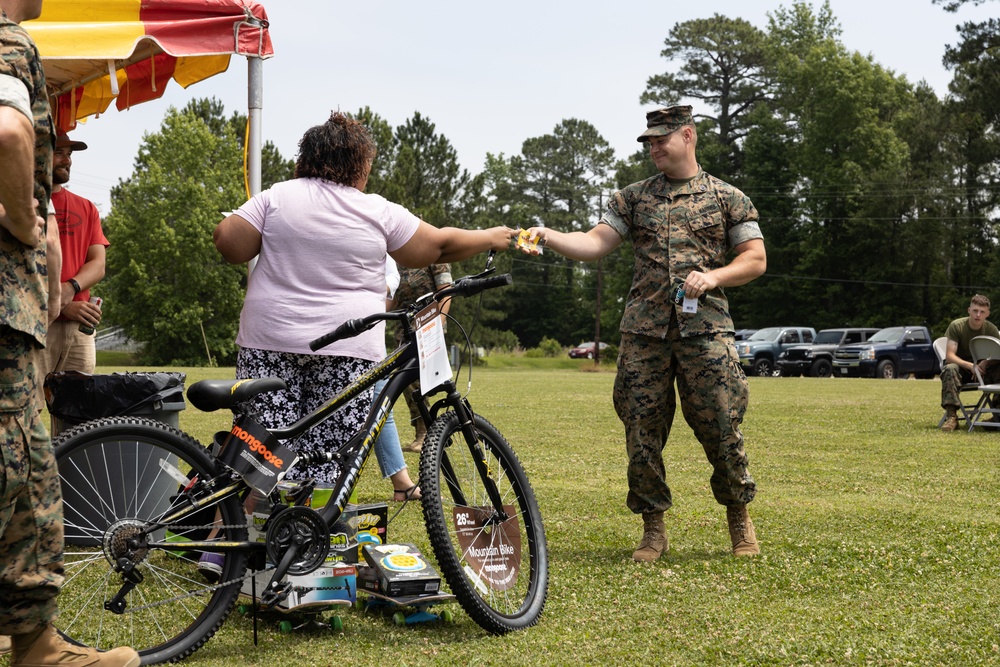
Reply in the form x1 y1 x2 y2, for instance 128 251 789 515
419 411 548 634
54 417 248 664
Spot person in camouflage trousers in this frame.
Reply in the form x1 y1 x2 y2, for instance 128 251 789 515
939 294 1000 431
516 106 766 561
0 2 138 665
390 262 452 452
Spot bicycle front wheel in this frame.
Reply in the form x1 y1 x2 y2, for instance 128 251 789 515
419 411 548 634
54 417 248 664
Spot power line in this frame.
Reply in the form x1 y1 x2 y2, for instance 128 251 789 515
760 273 999 291
506 259 999 293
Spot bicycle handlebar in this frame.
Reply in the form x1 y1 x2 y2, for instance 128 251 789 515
438 272 512 299
308 318 369 352
308 272 513 351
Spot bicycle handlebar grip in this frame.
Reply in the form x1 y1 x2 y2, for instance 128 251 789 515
450 273 513 297
309 318 366 351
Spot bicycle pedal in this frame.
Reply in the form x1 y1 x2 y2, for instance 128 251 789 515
259 580 292 608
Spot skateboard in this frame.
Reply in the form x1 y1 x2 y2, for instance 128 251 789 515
356 590 456 626
238 563 356 633
238 596 351 632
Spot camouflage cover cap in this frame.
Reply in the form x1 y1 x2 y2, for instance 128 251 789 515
637 105 693 142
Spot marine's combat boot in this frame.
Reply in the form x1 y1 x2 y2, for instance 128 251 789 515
726 504 760 557
11 624 140 667
940 409 958 432
405 419 427 453
632 511 667 562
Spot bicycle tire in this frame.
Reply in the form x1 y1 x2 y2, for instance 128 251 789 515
53 417 248 664
419 411 548 634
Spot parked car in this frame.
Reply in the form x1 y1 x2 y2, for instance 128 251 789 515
776 327 881 377
736 327 817 377
734 329 758 342
568 341 609 359
832 325 938 379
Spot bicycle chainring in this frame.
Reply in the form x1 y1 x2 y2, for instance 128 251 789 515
264 505 330 575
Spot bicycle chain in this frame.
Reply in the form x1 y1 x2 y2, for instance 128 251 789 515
161 524 248 532
122 567 350 613
122 569 256 613
118 524 346 613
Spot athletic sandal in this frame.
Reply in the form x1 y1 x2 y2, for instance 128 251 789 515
392 485 422 502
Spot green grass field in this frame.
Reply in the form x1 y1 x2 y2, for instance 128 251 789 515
16 362 1000 666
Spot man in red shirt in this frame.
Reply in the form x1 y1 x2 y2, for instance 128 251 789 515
47 132 109 378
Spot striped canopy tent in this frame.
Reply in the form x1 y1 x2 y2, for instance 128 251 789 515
23 0 273 195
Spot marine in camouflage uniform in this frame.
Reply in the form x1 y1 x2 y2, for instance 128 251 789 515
515 106 767 560
391 263 452 451
939 294 1000 431
0 4 63 638
1 10 139 664
392 263 453 324
605 165 760 515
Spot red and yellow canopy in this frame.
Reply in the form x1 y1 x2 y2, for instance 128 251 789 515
23 0 273 132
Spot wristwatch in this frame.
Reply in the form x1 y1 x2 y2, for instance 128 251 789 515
68 278 81 294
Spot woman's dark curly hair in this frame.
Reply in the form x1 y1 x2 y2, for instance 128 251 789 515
294 111 377 186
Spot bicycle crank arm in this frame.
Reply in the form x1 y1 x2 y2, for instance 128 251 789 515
259 542 302 607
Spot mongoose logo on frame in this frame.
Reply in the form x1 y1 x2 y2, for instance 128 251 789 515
230 425 284 469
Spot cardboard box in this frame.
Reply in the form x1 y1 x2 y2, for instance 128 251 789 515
248 483 359 565
362 543 441 597
243 564 356 609
356 562 380 593
285 564 356 607
240 484 361 608
347 502 388 562
285 484 356 565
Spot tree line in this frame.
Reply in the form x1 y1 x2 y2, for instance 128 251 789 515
101 0 1000 365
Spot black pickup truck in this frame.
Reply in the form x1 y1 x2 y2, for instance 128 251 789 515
831 325 939 379
777 327 881 377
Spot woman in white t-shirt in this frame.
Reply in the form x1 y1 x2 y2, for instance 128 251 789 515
213 112 512 492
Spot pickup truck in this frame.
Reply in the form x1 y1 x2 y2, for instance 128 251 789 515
776 327 881 377
736 326 817 377
831 325 939 379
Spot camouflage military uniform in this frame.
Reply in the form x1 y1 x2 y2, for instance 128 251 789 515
0 10 61 636
392 264 453 327
941 316 1000 409
602 169 762 514
392 263 452 427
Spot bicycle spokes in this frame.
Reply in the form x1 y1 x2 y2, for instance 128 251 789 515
453 505 522 592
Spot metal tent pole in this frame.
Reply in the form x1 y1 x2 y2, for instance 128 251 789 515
246 56 263 275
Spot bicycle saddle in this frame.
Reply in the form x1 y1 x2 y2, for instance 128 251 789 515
186 377 287 412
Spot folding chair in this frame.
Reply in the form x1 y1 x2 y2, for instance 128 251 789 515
966 335 1000 431
933 336 979 427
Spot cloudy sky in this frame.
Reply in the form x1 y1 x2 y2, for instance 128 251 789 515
52 0 995 215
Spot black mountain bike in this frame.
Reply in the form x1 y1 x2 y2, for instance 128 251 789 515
52 261 548 664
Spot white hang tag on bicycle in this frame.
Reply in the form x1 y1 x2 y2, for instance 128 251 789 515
414 301 452 394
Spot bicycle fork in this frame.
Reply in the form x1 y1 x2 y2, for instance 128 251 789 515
438 383 509 523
